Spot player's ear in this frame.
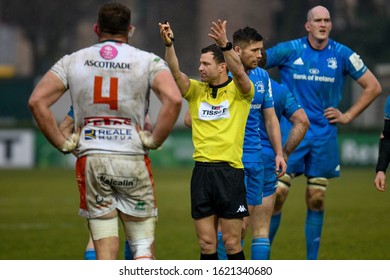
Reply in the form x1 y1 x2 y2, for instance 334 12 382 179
233 45 241 56
304 22 310 32
128 25 136 38
218 62 227 73
93 23 100 37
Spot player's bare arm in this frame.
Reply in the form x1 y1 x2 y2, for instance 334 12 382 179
59 114 75 139
159 21 190 96
29 71 78 153
140 70 182 149
208 19 252 95
283 108 310 160
262 107 287 177
325 70 381 124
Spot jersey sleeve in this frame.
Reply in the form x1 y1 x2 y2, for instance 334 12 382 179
148 54 171 86
340 44 368 80
282 84 301 120
262 77 274 109
244 81 255 103
265 41 295 69
184 79 201 102
50 55 71 89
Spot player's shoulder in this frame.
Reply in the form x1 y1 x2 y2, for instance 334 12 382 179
249 67 270 78
267 37 307 59
327 38 354 55
188 79 208 91
277 37 307 50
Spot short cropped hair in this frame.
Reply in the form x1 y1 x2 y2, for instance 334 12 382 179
97 2 131 36
232 27 263 47
201 44 225 64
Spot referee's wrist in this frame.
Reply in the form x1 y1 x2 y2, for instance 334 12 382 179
165 37 174 47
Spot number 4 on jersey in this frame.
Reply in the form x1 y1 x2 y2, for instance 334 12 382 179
94 76 118 110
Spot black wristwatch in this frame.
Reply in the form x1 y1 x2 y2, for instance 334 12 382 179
220 42 233 51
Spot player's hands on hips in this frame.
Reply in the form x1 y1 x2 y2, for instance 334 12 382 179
159 21 174 47
324 107 352 124
374 171 387 192
138 130 161 150
208 19 228 47
59 131 80 154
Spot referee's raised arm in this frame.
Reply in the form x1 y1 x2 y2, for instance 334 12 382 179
208 19 252 95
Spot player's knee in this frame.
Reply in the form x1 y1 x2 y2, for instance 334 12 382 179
124 217 157 260
278 174 292 190
222 235 241 253
307 192 325 210
307 177 329 191
88 216 119 240
274 175 291 213
198 238 216 254
307 177 328 210
274 188 289 213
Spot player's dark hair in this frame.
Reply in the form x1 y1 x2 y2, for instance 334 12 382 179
201 44 225 64
97 2 131 36
232 26 263 47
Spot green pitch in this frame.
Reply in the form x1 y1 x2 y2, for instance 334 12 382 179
0 167 388 260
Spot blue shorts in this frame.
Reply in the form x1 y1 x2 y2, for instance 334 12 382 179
243 161 264 206
262 153 278 197
286 137 340 178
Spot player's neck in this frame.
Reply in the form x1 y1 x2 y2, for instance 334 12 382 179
307 36 328 50
99 34 127 44
209 76 232 88
208 73 230 87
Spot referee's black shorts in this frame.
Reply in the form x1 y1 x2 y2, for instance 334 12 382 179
190 161 249 219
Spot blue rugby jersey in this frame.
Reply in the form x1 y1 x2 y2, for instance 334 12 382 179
266 37 367 139
385 96 390 119
260 79 301 156
68 106 74 118
241 67 274 162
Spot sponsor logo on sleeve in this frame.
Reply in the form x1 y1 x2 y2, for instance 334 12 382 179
349 53 364 71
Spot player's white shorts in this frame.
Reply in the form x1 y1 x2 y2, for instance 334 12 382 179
76 154 157 219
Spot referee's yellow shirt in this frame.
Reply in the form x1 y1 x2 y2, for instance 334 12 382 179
184 79 254 169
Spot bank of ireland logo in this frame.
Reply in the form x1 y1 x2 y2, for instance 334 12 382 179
84 129 96 140
327 57 337 69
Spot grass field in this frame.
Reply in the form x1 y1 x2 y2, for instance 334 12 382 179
0 166 389 260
